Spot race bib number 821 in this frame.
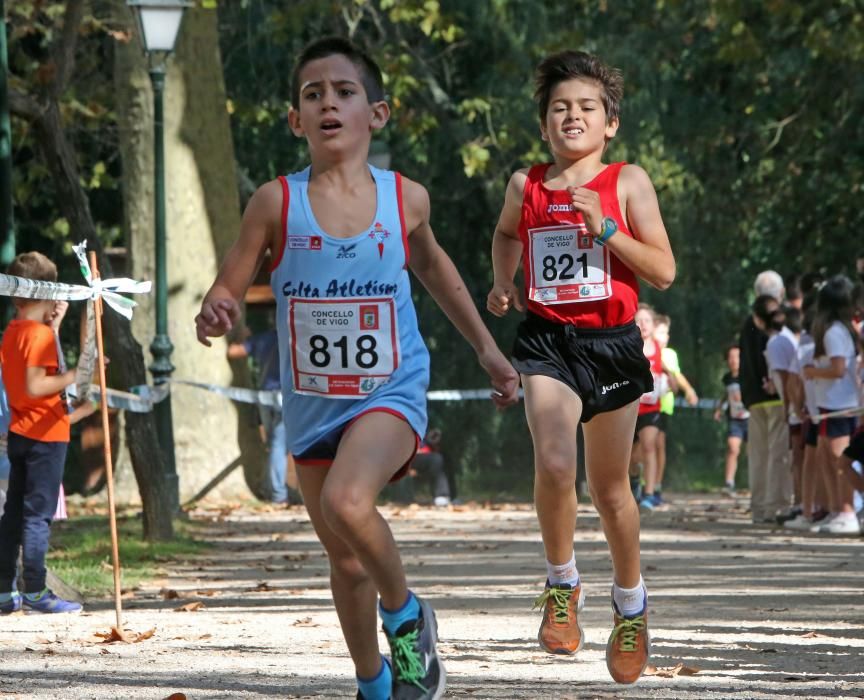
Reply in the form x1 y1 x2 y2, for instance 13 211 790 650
528 224 612 304
289 297 399 398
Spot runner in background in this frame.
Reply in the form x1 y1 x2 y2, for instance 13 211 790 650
714 345 749 494
652 313 698 506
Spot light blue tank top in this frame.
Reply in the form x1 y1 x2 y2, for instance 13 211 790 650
270 165 429 454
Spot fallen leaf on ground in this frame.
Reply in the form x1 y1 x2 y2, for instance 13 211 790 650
93 627 157 644
800 631 828 638
293 616 318 627
160 588 180 600
173 602 205 612
250 582 274 592
163 693 187 699
644 663 700 678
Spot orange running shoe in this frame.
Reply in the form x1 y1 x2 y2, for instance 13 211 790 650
605 600 650 684
533 581 585 655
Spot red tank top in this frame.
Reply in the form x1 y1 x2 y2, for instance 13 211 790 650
518 162 639 328
638 338 664 415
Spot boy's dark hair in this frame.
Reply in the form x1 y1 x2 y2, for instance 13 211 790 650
783 305 803 334
799 271 825 296
767 307 786 333
290 36 385 109
534 50 623 125
752 294 778 326
784 274 802 303
813 274 860 357
7 251 57 282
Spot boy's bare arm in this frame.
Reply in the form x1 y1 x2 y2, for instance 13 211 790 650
573 164 675 290
196 181 281 346
671 369 699 405
404 178 518 406
26 366 75 398
487 171 528 317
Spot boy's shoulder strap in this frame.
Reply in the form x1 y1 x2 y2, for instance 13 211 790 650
269 176 290 272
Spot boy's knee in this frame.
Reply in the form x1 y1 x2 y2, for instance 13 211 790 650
589 481 634 515
535 452 577 485
319 484 373 532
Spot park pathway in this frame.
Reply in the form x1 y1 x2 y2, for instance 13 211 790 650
1 493 862 699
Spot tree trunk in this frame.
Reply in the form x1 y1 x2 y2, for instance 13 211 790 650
31 101 174 541
113 3 268 502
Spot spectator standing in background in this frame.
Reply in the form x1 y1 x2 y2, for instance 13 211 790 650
739 270 788 523
228 326 300 505
411 428 451 507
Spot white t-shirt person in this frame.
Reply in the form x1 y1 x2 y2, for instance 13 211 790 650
765 326 800 423
813 321 860 410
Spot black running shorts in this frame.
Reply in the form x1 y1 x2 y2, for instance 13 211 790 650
511 312 653 423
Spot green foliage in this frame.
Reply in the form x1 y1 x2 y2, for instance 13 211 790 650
9 0 864 495
215 0 864 492
8 0 125 264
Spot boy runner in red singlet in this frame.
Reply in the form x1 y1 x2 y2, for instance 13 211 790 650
486 50 675 684
196 37 518 700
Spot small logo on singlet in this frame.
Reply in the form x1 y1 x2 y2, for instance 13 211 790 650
336 244 357 259
359 305 379 330
547 204 573 213
368 222 391 259
288 235 322 250
360 378 377 393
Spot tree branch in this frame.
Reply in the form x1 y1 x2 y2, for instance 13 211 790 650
51 0 88 99
8 88 43 121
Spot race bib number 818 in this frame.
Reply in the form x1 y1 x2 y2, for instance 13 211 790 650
289 297 399 398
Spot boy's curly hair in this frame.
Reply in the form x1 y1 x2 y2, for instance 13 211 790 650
534 50 623 125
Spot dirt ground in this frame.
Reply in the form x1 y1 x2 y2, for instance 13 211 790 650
1 493 863 699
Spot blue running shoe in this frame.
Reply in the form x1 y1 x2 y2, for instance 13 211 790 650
386 596 445 700
0 591 22 614
23 589 82 614
638 497 655 512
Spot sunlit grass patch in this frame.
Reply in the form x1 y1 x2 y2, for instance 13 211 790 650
49 515 210 597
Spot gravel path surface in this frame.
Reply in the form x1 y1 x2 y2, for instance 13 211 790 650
1 493 862 699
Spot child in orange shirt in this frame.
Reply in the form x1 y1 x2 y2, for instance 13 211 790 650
0 252 96 614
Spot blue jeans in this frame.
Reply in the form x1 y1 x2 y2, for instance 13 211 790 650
261 408 288 503
0 433 67 593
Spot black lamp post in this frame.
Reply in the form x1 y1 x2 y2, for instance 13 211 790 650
127 0 190 514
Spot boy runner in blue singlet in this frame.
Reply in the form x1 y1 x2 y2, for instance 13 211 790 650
195 37 518 700
486 50 675 684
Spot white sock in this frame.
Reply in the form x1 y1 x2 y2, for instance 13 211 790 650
546 554 579 587
613 576 646 617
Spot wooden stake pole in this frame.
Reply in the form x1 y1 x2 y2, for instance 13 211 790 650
89 252 123 631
